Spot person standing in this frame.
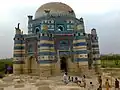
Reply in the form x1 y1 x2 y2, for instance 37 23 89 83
97 85 102 90
7 65 12 74
74 77 79 84
115 78 119 90
68 76 71 82
105 79 110 90
71 77 74 82
5 64 8 74
98 76 102 86
63 72 68 84
82 75 86 88
88 82 94 90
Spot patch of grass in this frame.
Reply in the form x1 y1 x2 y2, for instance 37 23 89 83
101 60 120 68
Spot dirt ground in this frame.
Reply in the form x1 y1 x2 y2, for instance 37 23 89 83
0 70 119 90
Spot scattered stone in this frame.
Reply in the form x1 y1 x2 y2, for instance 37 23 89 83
37 85 52 90
32 76 39 80
0 83 9 87
13 79 20 82
8 74 13 77
28 79 36 83
67 82 78 86
13 79 24 83
14 84 25 88
2 77 13 82
35 80 50 87
0 74 4 79
0 80 4 83
55 82 65 85
39 77 48 80
0 87 4 90
69 87 80 90
14 76 20 79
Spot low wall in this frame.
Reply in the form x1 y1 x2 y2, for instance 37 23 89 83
101 68 120 72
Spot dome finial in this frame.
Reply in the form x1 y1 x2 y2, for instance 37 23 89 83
18 23 20 29
80 17 83 21
15 23 20 30
28 15 33 22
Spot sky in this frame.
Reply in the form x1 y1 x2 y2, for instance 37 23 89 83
0 0 120 58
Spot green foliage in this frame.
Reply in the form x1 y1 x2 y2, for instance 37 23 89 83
101 59 120 68
101 54 120 68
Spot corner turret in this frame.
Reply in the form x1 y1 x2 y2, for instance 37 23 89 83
13 23 25 74
91 28 101 72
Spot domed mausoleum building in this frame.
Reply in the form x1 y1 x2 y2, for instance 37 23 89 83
13 2 100 76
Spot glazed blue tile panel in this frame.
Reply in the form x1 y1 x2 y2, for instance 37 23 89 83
75 37 85 40
54 31 74 34
14 46 25 49
39 52 56 55
15 34 22 37
48 31 55 33
93 58 100 60
39 44 54 47
59 51 70 55
73 50 88 54
74 58 88 62
28 53 34 56
28 52 34 54
58 46 69 50
14 41 22 44
40 36 53 40
22 41 25 43
38 60 57 64
14 54 22 57
13 61 25 64
73 42 86 46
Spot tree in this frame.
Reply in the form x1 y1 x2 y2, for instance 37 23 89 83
114 55 119 65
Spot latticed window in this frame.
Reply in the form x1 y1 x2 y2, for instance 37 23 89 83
51 20 54 23
78 33 80 36
60 40 68 46
42 33 45 36
28 44 33 52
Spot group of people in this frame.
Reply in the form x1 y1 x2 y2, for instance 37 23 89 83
98 75 120 90
63 72 120 90
63 72 86 88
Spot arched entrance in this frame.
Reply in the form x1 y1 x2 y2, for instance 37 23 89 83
27 56 38 74
60 57 67 72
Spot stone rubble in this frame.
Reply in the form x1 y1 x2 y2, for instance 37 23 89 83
0 73 117 90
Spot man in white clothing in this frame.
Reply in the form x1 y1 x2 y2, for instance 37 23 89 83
63 72 68 84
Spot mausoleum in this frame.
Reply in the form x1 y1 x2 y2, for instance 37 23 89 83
13 2 101 76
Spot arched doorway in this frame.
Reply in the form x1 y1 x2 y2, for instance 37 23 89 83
28 56 38 74
60 57 67 72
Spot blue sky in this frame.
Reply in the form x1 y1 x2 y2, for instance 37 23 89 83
0 0 120 58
